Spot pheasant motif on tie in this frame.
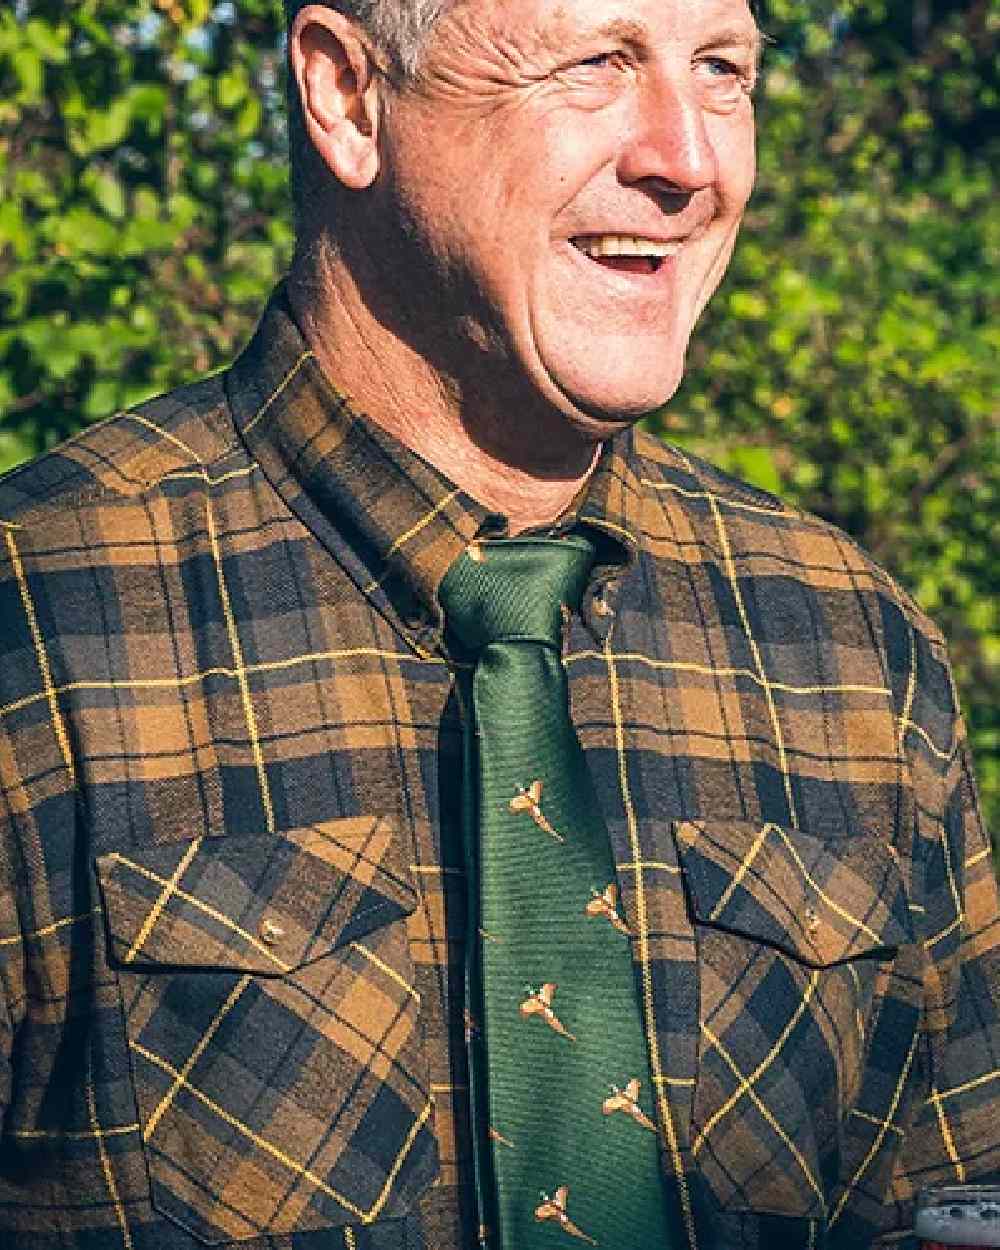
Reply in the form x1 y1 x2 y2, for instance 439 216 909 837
440 536 671 1248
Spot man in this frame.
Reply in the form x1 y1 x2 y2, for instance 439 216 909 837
0 0 997 1246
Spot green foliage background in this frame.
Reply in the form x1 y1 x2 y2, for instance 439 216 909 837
1 0 997 836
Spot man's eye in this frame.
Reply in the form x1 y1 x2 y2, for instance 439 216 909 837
701 56 755 91
705 57 739 77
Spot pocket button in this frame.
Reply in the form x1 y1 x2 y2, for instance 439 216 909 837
259 917 285 945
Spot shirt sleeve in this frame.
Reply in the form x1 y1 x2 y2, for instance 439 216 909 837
0 786 18 1136
0 585 32 1140
0 983 9 1135
877 634 1000 1243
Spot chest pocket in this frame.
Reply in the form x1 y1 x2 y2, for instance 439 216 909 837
674 819 913 1221
95 816 439 1245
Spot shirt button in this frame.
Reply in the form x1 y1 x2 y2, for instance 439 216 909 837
258 918 285 946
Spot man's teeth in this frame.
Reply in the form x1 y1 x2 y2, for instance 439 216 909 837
573 234 683 259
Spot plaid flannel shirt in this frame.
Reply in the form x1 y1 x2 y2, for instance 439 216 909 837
1 287 997 1250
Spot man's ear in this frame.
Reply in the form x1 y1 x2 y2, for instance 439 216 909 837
289 5 385 191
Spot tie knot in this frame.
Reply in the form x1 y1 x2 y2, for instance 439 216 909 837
439 537 595 652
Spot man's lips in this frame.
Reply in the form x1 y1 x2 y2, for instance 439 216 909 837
569 232 689 275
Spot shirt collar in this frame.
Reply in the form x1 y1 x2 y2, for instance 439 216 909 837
226 284 642 650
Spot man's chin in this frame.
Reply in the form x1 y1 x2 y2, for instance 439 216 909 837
536 331 687 422
554 368 685 437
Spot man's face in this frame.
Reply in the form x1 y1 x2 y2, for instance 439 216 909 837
373 0 758 432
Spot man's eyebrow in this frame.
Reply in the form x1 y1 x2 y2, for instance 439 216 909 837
571 17 650 46
700 26 760 53
562 17 765 63
697 26 764 60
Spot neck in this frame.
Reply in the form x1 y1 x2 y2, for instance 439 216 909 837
287 252 601 535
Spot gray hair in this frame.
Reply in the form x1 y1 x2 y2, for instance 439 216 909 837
284 0 452 79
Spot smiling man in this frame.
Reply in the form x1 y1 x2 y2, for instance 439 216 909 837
286 0 757 527
1 1 998 1249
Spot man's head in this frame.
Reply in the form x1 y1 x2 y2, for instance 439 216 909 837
287 0 759 447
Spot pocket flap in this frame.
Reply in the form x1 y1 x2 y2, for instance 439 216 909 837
95 815 416 974
673 820 912 966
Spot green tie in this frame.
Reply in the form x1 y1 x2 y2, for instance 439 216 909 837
440 536 670 1249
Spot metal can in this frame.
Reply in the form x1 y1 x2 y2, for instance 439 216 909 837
915 1185 1000 1248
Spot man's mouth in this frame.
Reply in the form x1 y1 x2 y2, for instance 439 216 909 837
570 233 683 275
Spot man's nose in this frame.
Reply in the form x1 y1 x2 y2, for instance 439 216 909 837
617 73 716 195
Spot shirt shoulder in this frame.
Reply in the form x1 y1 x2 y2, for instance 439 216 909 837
631 427 945 650
0 373 238 530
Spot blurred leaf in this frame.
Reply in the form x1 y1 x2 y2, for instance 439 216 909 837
23 18 69 63
84 169 127 220
49 207 120 255
68 94 135 155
